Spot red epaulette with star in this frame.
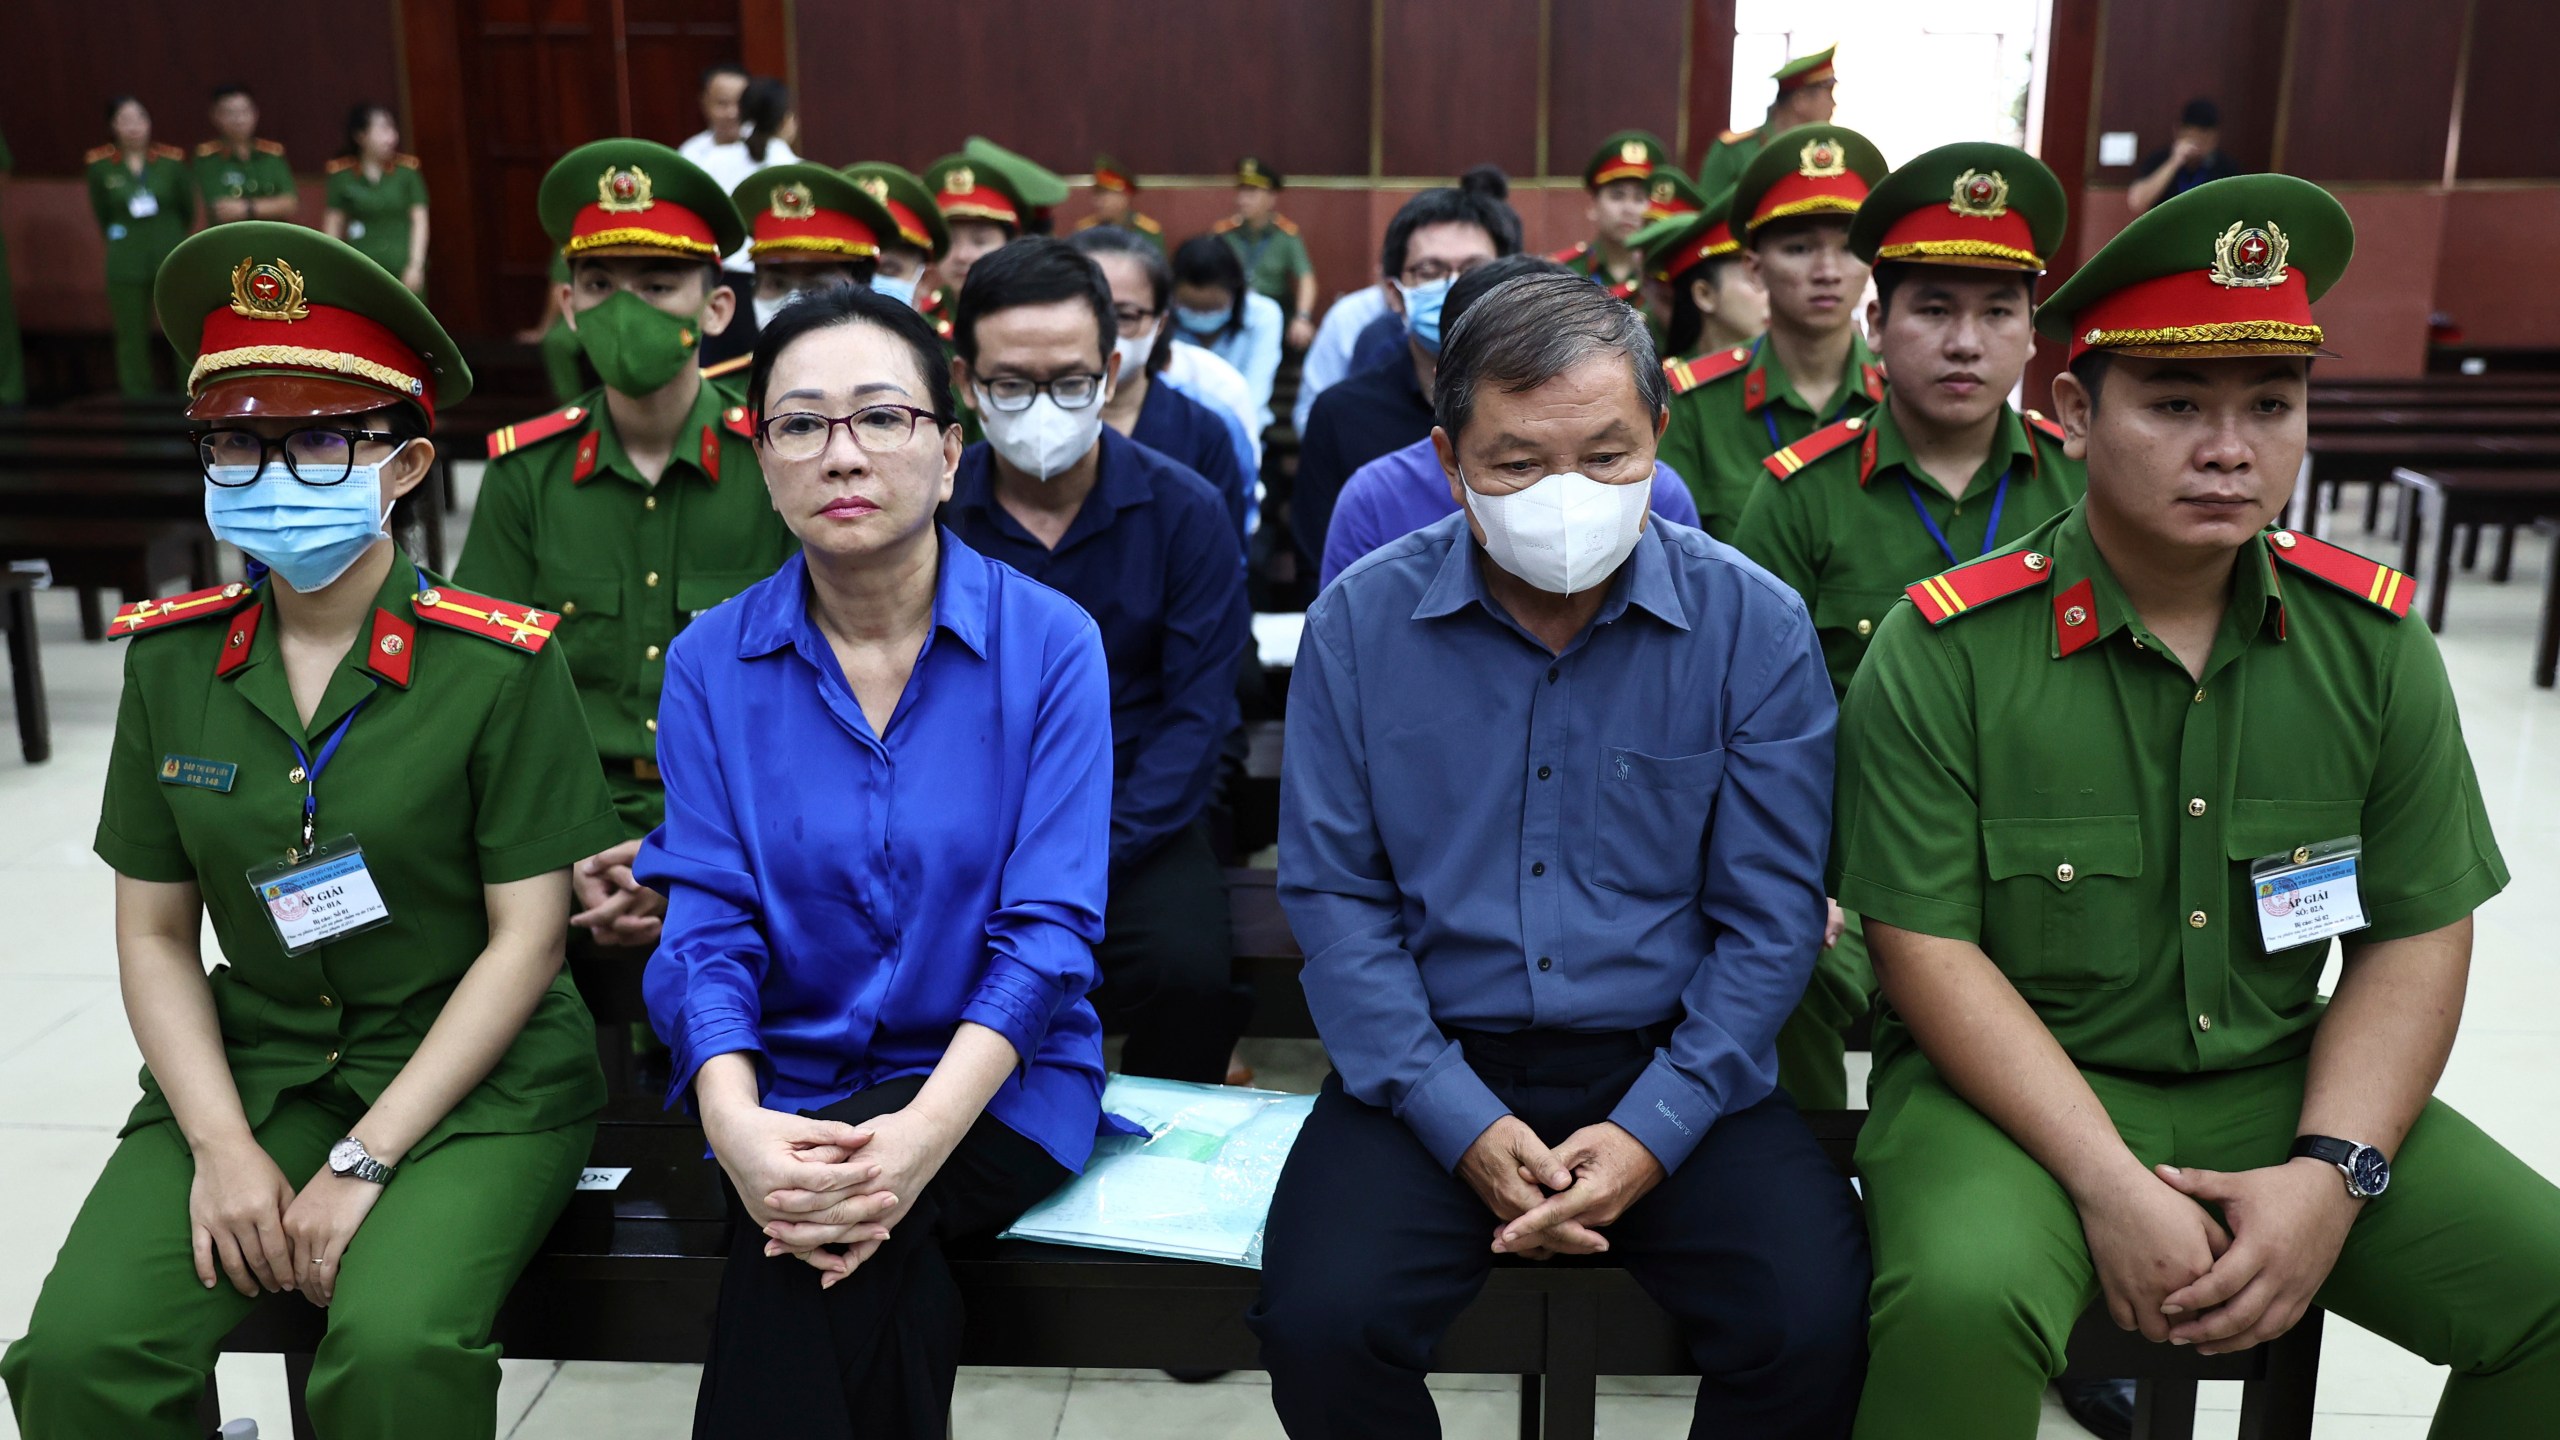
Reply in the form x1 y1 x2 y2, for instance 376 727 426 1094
1273 215 1300 236
1134 213 1163 235
1664 345 1752 397
2024 408 2066 444
395 152 422 170
1604 276 1640 302
1548 241 1592 266
1861 360 1887 401
1210 216 1241 235
699 353 751 382
254 138 286 157
84 143 117 165
1764 413 1871 481
485 402 591 460
110 582 252 639
325 155 358 175
1905 548 2058 626
412 585 559 654
150 143 187 162
194 139 225 158
2267 530 2413 618
720 403 755 440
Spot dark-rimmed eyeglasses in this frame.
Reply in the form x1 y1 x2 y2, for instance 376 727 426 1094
195 427 408 486
757 405 950 461
977 373 1107 413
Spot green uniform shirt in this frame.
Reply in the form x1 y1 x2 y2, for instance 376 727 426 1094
1216 217 1311 309
1698 127 1767 198
1659 332 1883 540
86 150 193 283
1832 505 2508 1078
192 141 295 219
325 157 427 276
94 554 622 1158
1732 399 2083 695
455 378 793 832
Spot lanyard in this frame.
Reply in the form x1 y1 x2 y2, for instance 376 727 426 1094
290 696 372 855
1901 467 2012 568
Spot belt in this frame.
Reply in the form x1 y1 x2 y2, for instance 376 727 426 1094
1446 1020 1678 1077
602 756 662 784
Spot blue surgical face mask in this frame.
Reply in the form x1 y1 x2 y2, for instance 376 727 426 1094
1173 305 1230 338
204 446 404 593
1398 276 1455 355
870 269 920 307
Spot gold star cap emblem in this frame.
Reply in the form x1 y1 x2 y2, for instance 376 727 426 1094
228 256 310 322
1621 139 1649 164
1799 138 1846 179
597 165 655 213
1948 168 2010 219
855 175 888 202
769 182 816 220
945 165 976 194
2209 221 2291 288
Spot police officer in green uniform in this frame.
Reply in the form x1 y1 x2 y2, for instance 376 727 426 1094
1658 124 1887 537
1 221 621 1440
1634 182 1764 364
1214 158 1318 350
85 98 193 395
1551 130 1668 302
1076 154 1165 251
1697 45 1839 198
323 104 429 292
1730 142 2077 1119
194 84 297 225
846 160 948 313
1835 174 2560 1439
725 162 898 360
456 139 790 947
920 146 1045 341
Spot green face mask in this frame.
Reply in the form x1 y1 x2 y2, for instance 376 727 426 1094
571 289 703 395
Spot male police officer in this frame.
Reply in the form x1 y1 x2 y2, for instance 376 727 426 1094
1215 159 1318 350
1835 173 2560 1439
718 162 898 378
1551 130 1669 302
195 84 295 225
1698 47 1840 198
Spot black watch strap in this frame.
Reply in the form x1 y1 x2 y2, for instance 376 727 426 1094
2289 1134 2356 1168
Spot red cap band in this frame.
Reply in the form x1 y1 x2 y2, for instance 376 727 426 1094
1749 170 1870 231
1777 60 1836 93
1656 222 1740 282
750 208 881 261
1873 205 2043 271
2069 267 2322 362
567 199 721 259
192 302 436 422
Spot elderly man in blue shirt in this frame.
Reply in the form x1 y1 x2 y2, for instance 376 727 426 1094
1250 270 1870 1438
942 237 1253 1085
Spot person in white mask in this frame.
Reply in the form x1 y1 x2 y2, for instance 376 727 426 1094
716 164 902 377
1070 224 1258 541
1253 269 1865 1438
940 237 1254 1091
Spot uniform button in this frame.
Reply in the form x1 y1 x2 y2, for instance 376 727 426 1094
645 645 662 661
561 600 579 616
1856 618 1873 637
645 572 661 587
2055 862 2075 884
319 995 334 1007
2188 798 2208 817
2193 688 2207 704
287 766 307 784
644 496 658 511
645 718 658 733
1536 766 1552 780
2188 910 2209 929
1537 957 1553 972
1531 862 1546 877
1547 667 1559 684
325 1050 340 1064
2197 1013 2214 1031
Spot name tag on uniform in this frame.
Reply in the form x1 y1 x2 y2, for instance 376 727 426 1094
347 220 366 240
158 754 237 792
127 189 159 219
245 836 392 955
2251 836 2368 953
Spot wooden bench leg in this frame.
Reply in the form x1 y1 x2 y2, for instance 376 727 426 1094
2493 523 2519 583
77 588 105 642
2237 1309 2323 1440
286 1350 320 1440
2460 522 2483 573
1538 1290 1599 1440
2131 1376 2198 1440
198 1372 224 1437
2363 476 2385 533
1517 1374 1542 1440
2537 526 2560 687
2423 488 2457 633
6 584 49 764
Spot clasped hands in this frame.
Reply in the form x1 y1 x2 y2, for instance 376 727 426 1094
571 839 667 947
187 1135 390 1308
704 1101 956 1289
1459 1115 1664 1262
2080 1155 2362 1356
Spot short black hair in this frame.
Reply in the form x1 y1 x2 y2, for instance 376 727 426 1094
1436 271 1664 440
700 61 750 90
103 94 142 126
1662 251 1748 358
2068 350 2112 408
2180 97 2221 129
1444 254 1572 335
1870 260 2033 320
953 237 1116 368
1378 167 1523 279
209 83 253 105
341 102 395 159
744 282 956 425
1168 234 1249 339
1066 225 1171 312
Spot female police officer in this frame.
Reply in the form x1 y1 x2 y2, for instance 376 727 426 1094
2 222 623 1440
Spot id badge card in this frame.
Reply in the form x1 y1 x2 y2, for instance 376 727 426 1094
2251 835 2368 954
246 836 392 955
127 188 159 219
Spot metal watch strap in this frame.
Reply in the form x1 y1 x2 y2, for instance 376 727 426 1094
336 1137 395 1185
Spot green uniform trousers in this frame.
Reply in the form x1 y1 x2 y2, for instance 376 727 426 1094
107 275 159 396
1775 910 1871 1111
3 1075 592 1440
1854 1051 2560 1440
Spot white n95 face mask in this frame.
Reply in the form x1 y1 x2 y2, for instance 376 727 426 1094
977 389 1106 482
1462 469 1649 595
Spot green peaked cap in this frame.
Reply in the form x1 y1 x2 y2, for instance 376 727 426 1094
964 136 1070 208
1586 129 1673 190
731 162 899 264
1847 141 2066 271
2037 173 2353 356
538 138 746 260
844 162 950 259
1730 123 1888 239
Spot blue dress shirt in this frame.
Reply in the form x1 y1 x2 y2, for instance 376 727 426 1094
637 534 1115 1171
1281 513 1836 1173
947 427 1251 870
1319 437 1701 588
1132 378 1252 542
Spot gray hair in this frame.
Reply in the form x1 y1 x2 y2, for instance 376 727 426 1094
1433 271 1665 440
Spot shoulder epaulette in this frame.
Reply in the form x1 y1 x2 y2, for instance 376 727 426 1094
325 155 358 175
254 138 285 157
1273 215 1299 236
699 353 751 381
149 143 186 162
413 585 558 653
1764 413 1870 480
485 403 590 460
1210 216 1241 234
1861 360 1887 401
720 403 756 440
1717 128 1757 145
2024 408 2065 443
194 139 224 158
1134 213 1162 234
2267 530 2412 619
84 144 116 165
395 153 421 170
1664 345 1752 396
111 582 251 639
1905 549 2058 626
1548 241 1591 265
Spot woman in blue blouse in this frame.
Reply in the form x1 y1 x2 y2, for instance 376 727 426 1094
636 285 1114 1439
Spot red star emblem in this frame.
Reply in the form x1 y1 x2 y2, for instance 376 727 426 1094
611 173 638 201
2240 234 2268 266
251 274 280 301
1968 177 1994 204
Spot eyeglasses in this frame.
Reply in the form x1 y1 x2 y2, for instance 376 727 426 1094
1402 257 1493 286
977 373 1106 413
1112 304 1159 335
757 405 948 461
195 427 408 486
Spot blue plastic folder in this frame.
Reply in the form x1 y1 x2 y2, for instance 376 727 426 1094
1000 1076 1315 1268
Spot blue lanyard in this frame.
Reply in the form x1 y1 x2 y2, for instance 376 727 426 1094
290 696 371 854
1901 468 2012 568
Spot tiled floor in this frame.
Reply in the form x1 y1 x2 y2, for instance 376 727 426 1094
1 485 2550 1438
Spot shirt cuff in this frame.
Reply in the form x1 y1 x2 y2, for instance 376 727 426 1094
960 977 1058 1072
667 1014 766 1115
1607 1054 1720 1174
1835 872 1980 945
1397 1043 1513 1172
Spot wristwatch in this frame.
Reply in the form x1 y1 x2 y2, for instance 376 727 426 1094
2290 1134 2389 1198
328 1135 396 1186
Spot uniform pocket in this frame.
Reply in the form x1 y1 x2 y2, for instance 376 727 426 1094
1980 815 2145 990
537 567 625 689
2225 797 2364 961
1594 747 1725 897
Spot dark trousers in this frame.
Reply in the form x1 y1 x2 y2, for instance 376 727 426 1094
1092 822 1247 1082
689 1077 1067 1440
1250 1032 1872 1440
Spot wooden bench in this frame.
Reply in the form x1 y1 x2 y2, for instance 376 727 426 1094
2387 467 2560 631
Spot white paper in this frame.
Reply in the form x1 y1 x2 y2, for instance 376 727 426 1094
2255 857 2368 951
576 1166 632 1192
259 852 389 950
2098 132 2139 167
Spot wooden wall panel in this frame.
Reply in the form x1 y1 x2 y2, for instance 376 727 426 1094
2454 0 2560 180
1549 0 1687 181
2087 0 2287 184
1379 0 1541 177
1683 0 1736 173
0 0 400 174
792 0 1371 177
2432 189 2560 348
2305 189 2445 376
2278 0 2461 181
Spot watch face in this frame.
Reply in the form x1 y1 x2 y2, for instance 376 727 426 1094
329 1138 365 1174
2349 1146 2391 1196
